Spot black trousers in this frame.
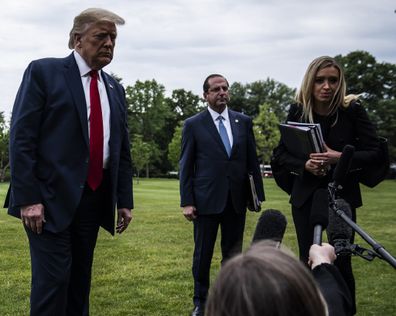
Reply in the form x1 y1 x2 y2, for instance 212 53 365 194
192 195 246 308
26 173 110 316
292 197 356 315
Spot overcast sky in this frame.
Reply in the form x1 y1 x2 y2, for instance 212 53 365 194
1 0 395 118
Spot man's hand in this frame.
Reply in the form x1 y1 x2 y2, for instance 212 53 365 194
116 208 132 234
21 203 45 234
182 205 197 221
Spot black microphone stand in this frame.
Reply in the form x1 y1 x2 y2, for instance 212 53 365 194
328 182 396 269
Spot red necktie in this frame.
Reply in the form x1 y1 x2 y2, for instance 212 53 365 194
87 70 103 191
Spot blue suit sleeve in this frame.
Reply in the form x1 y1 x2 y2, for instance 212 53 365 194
179 119 195 207
9 61 44 207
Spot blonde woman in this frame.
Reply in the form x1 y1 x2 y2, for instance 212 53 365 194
274 56 380 314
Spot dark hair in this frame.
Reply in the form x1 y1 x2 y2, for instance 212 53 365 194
205 241 327 316
203 74 229 93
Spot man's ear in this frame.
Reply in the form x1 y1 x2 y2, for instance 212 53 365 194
203 92 208 100
74 34 82 49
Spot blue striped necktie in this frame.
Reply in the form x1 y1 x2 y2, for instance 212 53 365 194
217 115 231 157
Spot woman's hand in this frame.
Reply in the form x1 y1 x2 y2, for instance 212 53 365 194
310 144 342 166
305 144 341 177
305 158 327 177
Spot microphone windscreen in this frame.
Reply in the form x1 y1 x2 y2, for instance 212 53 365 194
326 199 353 244
252 209 287 243
333 145 355 185
310 189 329 229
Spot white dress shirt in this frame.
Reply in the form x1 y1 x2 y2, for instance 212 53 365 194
73 51 110 168
207 106 233 147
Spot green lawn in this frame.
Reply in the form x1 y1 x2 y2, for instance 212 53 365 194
0 179 395 315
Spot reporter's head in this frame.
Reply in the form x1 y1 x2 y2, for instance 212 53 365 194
205 241 327 316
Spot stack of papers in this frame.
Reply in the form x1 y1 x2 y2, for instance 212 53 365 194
279 122 325 159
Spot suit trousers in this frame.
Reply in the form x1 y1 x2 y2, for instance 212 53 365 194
192 194 246 307
25 171 110 316
292 197 356 315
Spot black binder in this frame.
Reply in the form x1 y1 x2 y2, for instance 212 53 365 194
279 123 324 159
247 174 261 212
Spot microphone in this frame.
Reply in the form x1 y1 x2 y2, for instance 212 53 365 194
332 145 355 188
310 189 329 245
252 209 287 244
326 199 353 256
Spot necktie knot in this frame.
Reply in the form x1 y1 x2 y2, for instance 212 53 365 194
217 115 225 122
90 70 99 80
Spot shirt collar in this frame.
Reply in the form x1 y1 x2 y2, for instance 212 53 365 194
207 105 229 122
73 50 102 81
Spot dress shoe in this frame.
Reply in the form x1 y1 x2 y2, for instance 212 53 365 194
191 305 204 316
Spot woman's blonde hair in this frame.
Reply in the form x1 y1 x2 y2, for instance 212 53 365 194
296 56 347 123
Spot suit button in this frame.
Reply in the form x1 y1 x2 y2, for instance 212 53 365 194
80 184 85 189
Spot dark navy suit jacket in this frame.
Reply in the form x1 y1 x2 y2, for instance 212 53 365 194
6 53 133 234
179 108 264 214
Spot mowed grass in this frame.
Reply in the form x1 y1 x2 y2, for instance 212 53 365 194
0 179 395 315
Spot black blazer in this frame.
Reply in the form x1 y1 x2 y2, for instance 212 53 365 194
179 109 264 215
278 102 379 209
6 53 133 234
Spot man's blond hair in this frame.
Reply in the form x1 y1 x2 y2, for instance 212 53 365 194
68 8 125 49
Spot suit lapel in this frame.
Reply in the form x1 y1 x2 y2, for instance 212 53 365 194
102 73 120 152
228 110 239 156
62 54 89 147
201 110 228 154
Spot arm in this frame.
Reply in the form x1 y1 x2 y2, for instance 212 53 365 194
179 119 195 207
116 87 133 233
309 102 379 173
10 62 45 207
246 117 265 201
179 119 197 220
309 243 353 316
10 62 47 233
348 101 380 167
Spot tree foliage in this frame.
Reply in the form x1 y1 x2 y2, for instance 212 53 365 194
167 123 183 171
229 78 296 121
125 81 204 175
3 50 393 180
130 134 153 182
253 104 280 164
125 80 171 175
335 51 396 161
0 112 9 181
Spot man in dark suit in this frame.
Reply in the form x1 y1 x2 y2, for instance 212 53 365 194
179 74 265 316
5 8 133 315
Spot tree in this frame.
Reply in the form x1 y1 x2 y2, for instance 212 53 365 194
335 51 396 161
130 134 152 183
164 89 204 172
166 89 205 121
229 79 295 121
125 79 171 175
168 123 183 171
253 103 280 164
0 112 9 182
